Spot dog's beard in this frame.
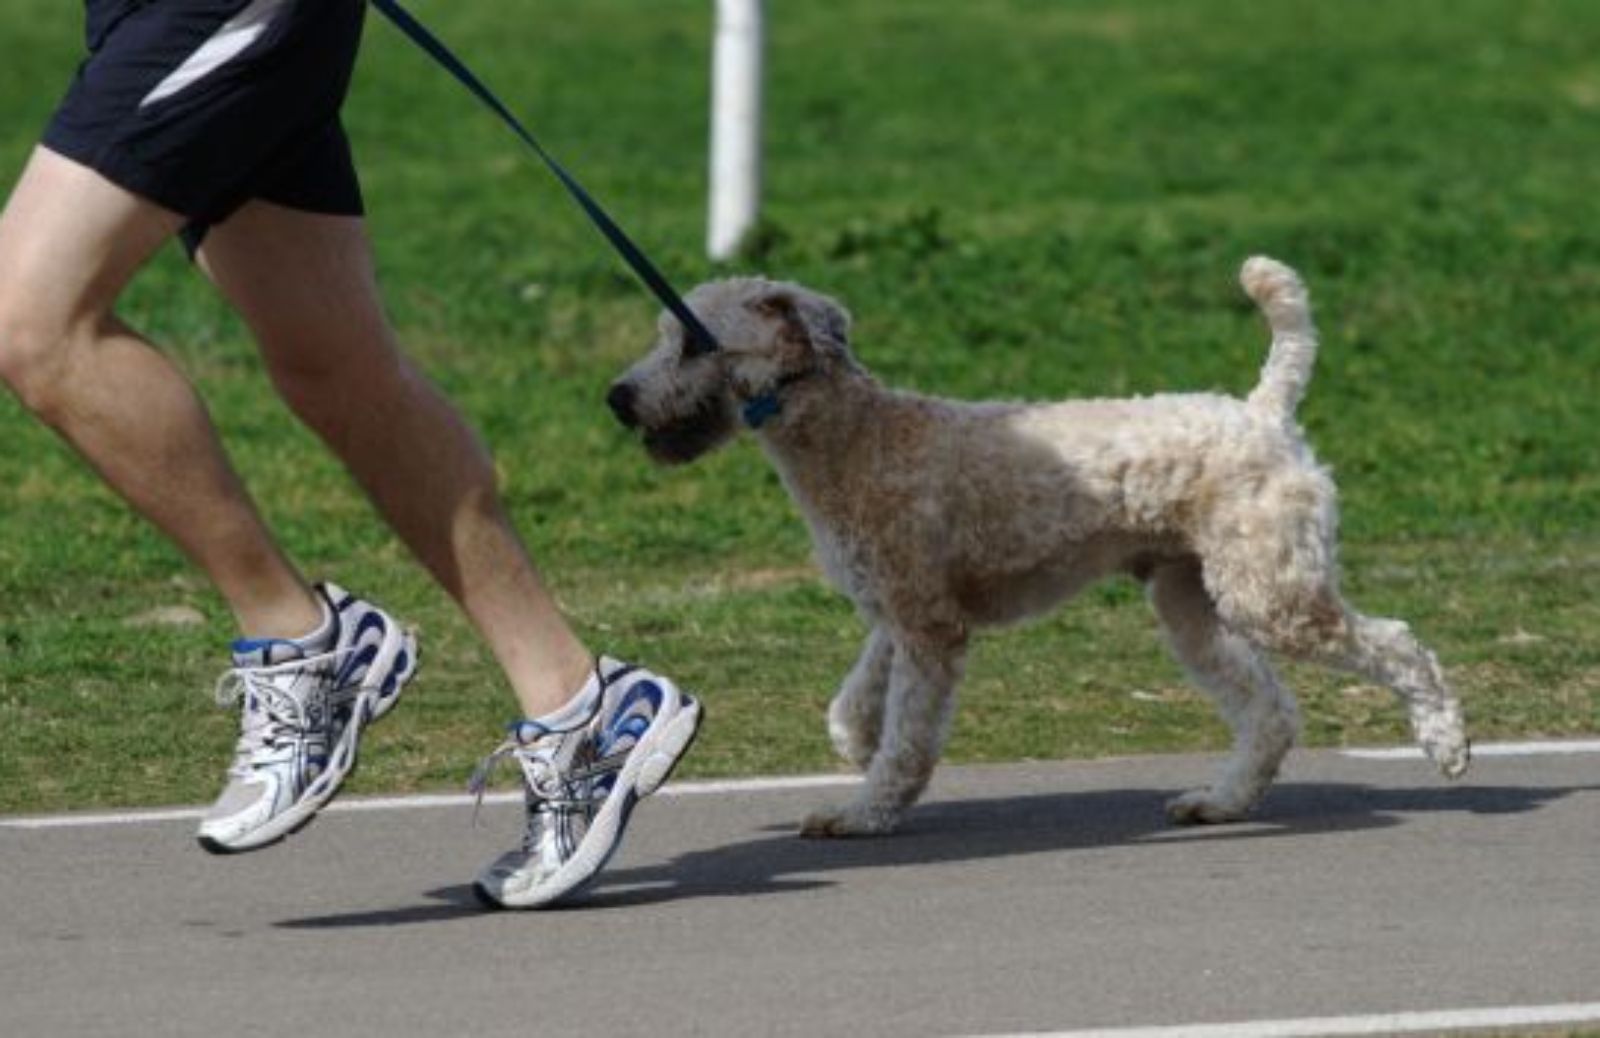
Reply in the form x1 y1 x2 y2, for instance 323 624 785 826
640 403 732 465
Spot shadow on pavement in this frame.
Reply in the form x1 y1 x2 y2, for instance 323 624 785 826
578 780 1583 909
274 778 1587 926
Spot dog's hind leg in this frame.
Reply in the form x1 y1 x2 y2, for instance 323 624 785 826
802 629 964 837
1217 582 1470 779
1198 469 1466 780
1148 560 1301 824
828 624 894 770
1314 611 1469 778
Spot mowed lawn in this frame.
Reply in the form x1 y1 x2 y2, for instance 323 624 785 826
1 0 1597 813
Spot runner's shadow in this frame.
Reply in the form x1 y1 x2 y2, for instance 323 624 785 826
273 779 1590 925
276 885 483 929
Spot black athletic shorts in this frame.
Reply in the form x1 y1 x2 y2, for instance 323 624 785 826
44 0 368 249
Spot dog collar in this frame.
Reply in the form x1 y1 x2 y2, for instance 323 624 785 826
742 394 782 429
741 370 816 430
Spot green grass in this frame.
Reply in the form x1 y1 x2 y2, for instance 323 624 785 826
2 0 1599 813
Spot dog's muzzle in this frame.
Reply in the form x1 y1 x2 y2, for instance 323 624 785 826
606 382 640 428
605 381 726 464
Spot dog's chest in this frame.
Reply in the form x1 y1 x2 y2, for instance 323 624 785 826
804 513 879 610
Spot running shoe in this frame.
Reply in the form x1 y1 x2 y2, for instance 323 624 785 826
196 582 418 854
470 657 702 909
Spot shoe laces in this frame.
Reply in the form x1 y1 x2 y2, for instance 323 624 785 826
467 721 624 832
213 650 345 777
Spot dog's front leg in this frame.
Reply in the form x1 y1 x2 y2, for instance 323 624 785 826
803 631 964 837
827 624 894 769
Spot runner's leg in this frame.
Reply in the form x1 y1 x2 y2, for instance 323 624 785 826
196 201 592 715
0 147 320 638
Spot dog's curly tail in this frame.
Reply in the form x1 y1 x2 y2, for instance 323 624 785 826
1240 256 1318 423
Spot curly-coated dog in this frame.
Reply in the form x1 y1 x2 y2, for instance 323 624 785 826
607 257 1470 837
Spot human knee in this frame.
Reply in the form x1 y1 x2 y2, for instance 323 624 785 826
0 300 79 417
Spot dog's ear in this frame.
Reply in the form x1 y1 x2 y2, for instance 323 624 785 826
750 286 852 356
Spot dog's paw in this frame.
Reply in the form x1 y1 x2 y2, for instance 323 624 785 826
1165 788 1252 826
799 801 902 838
1425 733 1471 779
1412 706 1471 779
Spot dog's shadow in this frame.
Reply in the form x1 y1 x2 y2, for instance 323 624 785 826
275 779 1587 927
576 779 1579 910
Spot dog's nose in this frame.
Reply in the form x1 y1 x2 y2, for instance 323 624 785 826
606 382 639 428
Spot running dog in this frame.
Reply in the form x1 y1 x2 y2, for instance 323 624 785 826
606 257 1470 836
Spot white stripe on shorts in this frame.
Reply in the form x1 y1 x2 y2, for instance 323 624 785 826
140 0 292 108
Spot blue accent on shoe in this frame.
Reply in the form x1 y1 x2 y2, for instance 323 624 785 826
353 612 389 640
381 651 410 697
231 637 285 654
511 719 555 744
614 680 664 717
230 636 303 664
333 643 379 690
597 681 664 756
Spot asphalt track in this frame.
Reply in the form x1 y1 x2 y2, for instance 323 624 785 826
3 746 1599 1038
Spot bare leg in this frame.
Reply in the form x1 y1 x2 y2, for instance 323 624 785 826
827 624 894 769
0 147 319 637
1148 561 1300 823
194 201 590 716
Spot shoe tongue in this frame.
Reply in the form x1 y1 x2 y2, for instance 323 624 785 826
231 637 311 668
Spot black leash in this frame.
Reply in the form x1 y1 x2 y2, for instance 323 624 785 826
370 0 720 356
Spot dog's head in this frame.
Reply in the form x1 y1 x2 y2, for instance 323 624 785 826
606 278 855 464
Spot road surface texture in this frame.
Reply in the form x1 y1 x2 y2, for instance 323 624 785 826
3 747 1598 1037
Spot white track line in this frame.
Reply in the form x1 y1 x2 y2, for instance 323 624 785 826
0 773 859 831
1340 738 1600 760
6 737 1598 832
973 1000 1600 1038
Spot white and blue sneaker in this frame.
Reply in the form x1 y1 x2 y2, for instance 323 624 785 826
469 657 703 909
197 582 418 854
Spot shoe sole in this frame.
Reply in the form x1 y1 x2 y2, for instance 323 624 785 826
474 691 704 910
197 627 419 855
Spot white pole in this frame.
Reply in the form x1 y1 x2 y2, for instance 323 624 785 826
708 0 764 261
